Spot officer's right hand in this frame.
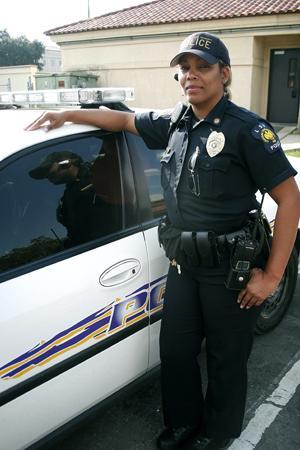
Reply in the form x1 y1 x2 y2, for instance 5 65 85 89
25 111 67 131
237 268 279 309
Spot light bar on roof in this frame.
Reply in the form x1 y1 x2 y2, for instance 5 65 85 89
0 92 12 103
0 89 80 105
79 87 135 104
0 87 134 106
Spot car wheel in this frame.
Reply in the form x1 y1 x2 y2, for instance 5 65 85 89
255 247 299 334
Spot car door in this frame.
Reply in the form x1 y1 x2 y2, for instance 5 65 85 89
0 131 150 449
125 133 169 369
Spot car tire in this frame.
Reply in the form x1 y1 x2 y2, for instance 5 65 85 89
255 247 299 334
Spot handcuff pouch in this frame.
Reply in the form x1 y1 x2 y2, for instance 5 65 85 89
195 231 220 267
181 231 220 268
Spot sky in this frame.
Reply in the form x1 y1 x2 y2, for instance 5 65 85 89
0 0 149 47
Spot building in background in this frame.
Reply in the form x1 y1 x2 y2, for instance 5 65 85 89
0 65 37 91
39 46 62 73
0 46 62 92
35 72 97 89
45 0 300 123
0 47 96 92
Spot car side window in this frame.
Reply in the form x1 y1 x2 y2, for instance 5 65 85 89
125 133 166 220
0 133 123 274
144 152 166 218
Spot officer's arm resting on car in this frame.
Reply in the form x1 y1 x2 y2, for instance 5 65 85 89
25 108 138 135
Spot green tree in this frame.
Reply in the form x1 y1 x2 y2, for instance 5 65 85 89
0 29 45 70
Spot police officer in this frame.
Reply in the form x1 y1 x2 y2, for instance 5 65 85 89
26 32 300 450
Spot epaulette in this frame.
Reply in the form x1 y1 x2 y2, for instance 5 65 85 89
168 102 188 137
227 102 281 152
228 102 278 138
225 101 260 127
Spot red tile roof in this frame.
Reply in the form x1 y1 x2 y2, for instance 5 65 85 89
46 0 300 35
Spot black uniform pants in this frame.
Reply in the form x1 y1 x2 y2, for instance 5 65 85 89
160 264 263 438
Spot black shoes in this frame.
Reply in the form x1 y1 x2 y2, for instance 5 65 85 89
156 425 231 450
184 436 231 449
156 425 201 449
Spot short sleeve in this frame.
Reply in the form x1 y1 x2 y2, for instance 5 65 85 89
240 121 297 193
135 110 171 150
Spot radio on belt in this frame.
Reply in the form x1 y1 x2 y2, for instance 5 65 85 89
225 238 258 290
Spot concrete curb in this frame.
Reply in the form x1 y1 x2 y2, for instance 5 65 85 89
277 126 296 140
277 126 300 152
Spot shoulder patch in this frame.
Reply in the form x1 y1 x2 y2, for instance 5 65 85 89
251 122 282 153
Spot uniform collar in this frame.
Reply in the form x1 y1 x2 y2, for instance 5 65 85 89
203 96 228 127
188 96 228 128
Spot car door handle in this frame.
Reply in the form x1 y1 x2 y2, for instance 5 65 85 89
99 259 141 287
291 88 297 98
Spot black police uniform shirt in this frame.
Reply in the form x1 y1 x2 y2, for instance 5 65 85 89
135 96 297 235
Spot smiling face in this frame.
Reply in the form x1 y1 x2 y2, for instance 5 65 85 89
178 54 230 118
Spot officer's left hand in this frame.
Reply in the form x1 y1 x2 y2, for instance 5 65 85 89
237 268 279 309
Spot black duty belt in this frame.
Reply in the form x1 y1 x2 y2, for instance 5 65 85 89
158 216 253 269
180 227 249 268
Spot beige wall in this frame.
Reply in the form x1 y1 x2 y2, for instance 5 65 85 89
59 35 181 106
56 33 258 109
0 65 38 92
250 37 265 115
224 35 254 109
50 14 300 114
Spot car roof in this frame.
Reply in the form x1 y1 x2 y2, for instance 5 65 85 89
0 109 99 162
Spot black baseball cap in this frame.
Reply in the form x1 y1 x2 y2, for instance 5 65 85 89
29 151 82 179
170 32 230 67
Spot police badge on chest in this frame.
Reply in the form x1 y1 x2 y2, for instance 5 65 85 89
206 131 225 157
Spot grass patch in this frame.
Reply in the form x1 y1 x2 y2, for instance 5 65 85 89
292 128 300 135
285 149 300 157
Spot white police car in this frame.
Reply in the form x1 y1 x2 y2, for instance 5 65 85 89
0 88 299 449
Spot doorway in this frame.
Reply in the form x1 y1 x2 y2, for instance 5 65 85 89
267 48 300 123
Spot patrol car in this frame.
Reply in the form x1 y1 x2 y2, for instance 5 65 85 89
0 88 299 450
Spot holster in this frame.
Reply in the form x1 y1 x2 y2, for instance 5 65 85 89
158 216 182 262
